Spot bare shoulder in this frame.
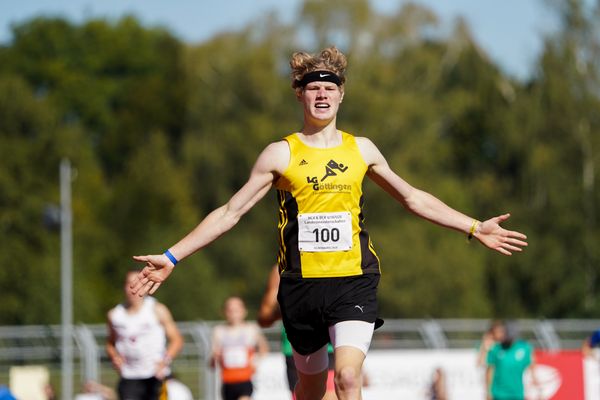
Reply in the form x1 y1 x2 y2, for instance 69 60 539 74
154 301 166 312
212 324 226 338
246 321 260 330
264 139 289 153
245 322 262 337
107 307 117 320
154 301 174 320
255 140 290 175
106 308 117 328
354 136 385 166
354 136 375 146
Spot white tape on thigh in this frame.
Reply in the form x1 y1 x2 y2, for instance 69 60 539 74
292 344 329 375
329 320 375 355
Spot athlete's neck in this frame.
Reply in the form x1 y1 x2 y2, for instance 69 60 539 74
226 320 246 328
298 125 341 148
125 298 144 313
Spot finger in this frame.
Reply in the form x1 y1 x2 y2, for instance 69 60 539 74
137 274 150 284
506 230 527 240
493 213 511 224
502 243 522 252
132 255 149 263
497 247 512 256
130 279 144 294
137 284 150 297
132 284 146 296
507 237 528 247
149 282 162 295
136 266 153 282
144 280 154 293
137 279 150 290
135 276 152 296
129 271 146 290
136 263 150 281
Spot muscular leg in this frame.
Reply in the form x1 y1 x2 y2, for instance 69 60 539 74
292 344 329 400
295 369 329 400
329 321 374 400
333 346 365 400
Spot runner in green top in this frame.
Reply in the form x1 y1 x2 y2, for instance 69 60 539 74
485 322 536 400
281 327 294 357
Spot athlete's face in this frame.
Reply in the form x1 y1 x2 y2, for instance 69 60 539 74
298 81 344 126
490 325 506 342
124 271 144 306
223 297 247 325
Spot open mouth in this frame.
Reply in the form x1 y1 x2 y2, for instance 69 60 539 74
315 103 330 109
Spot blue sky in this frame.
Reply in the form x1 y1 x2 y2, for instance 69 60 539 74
0 0 568 80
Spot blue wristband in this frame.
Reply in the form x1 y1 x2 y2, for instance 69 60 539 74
164 249 178 266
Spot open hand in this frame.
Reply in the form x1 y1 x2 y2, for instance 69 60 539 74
130 254 175 296
475 213 528 255
154 359 170 380
110 355 124 372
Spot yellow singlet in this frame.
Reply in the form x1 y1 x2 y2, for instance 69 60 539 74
275 131 380 278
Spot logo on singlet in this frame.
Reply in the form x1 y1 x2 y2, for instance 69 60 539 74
321 159 348 181
307 176 319 190
306 159 351 192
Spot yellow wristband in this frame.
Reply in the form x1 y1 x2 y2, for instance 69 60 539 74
467 220 480 241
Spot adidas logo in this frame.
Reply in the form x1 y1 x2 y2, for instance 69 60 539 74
299 159 308 166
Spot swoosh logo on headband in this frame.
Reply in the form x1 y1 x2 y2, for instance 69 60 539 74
319 73 330 78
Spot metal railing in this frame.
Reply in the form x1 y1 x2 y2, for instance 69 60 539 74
0 319 595 399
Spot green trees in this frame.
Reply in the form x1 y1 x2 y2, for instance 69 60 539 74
509 0 600 317
1 0 598 324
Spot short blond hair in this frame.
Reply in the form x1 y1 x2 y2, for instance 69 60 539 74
290 46 348 89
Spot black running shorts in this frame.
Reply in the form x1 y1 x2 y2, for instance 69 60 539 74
222 381 253 400
277 273 381 356
117 377 164 400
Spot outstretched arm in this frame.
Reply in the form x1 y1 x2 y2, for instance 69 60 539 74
357 137 527 255
131 141 290 295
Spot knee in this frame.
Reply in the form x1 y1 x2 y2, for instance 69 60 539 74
335 366 361 392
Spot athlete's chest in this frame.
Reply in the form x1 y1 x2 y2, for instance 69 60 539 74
283 150 367 194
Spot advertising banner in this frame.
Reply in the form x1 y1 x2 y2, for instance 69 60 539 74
530 350 584 399
252 349 598 400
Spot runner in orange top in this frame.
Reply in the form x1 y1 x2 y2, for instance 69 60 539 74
211 296 269 400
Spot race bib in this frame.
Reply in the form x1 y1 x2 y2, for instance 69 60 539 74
298 212 352 252
222 346 249 369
